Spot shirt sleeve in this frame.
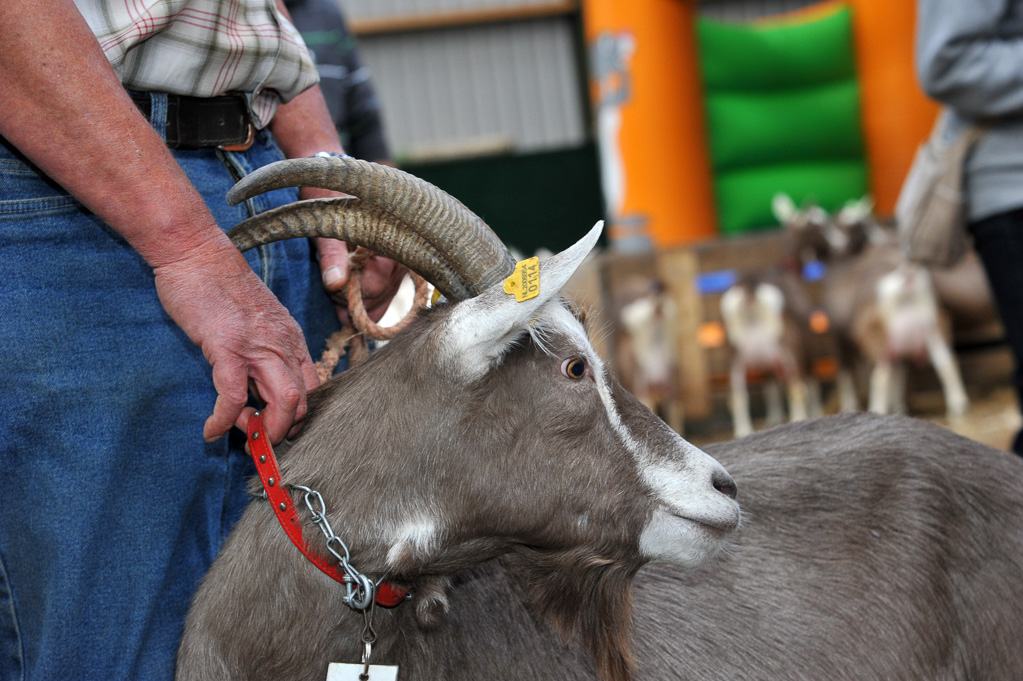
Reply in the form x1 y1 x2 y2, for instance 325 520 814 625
342 58 391 161
916 0 1023 119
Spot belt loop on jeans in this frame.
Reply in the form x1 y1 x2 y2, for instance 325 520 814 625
148 93 169 144
130 91 255 151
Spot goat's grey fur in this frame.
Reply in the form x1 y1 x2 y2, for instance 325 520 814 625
407 413 1023 678
177 171 1022 681
179 408 1023 680
390 413 1023 680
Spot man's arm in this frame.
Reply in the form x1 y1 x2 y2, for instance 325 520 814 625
272 0 406 324
916 0 1023 119
0 0 318 444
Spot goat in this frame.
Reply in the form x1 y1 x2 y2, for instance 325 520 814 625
776 194 968 420
176 157 739 681
176 162 1023 681
617 278 684 434
720 266 822 437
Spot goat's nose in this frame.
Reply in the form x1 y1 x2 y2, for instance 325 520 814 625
713 470 738 500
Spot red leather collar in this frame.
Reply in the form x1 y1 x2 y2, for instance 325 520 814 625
246 411 410 608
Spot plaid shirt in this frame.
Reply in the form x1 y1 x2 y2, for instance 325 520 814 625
75 0 319 128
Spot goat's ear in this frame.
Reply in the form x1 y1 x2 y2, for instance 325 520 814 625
806 205 830 224
442 222 603 379
772 193 798 225
838 195 874 224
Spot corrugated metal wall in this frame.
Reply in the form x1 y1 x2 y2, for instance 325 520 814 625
342 0 821 160
357 20 585 159
342 1 586 159
345 0 561 20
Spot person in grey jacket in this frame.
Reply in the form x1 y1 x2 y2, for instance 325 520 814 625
916 0 1023 454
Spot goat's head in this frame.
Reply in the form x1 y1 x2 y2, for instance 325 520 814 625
773 192 834 266
226 157 740 681
834 195 892 251
775 193 890 268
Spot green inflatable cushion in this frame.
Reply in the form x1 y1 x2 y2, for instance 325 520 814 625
699 5 857 91
715 160 869 235
707 80 864 172
698 2 869 234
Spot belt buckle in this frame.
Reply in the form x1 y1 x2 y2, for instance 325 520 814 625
219 122 255 152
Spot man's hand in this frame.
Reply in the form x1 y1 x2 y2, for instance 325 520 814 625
153 242 320 444
314 237 407 324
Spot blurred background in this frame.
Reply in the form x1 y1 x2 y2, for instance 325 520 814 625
311 0 1019 447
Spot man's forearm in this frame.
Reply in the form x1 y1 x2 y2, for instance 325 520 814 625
270 86 347 163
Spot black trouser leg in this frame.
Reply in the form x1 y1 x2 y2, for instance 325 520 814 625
970 206 1023 454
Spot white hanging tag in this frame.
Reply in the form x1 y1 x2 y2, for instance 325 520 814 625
325 662 399 681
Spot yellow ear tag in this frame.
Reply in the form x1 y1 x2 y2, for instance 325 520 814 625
503 257 540 302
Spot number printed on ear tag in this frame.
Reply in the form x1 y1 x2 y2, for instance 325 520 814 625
503 256 540 302
326 662 399 681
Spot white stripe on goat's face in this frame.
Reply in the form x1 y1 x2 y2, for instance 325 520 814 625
546 304 740 567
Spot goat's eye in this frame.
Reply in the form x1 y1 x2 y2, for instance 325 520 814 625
561 357 587 379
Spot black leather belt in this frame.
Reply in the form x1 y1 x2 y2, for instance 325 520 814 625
130 92 255 150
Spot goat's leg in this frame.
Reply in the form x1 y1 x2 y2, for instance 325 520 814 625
779 351 807 422
806 377 824 418
764 380 785 427
837 369 859 412
926 329 969 418
869 360 894 414
729 359 753 437
664 398 685 437
787 379 809 422
889 363 908 415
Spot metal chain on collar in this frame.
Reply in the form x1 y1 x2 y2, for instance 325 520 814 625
289 483 376 611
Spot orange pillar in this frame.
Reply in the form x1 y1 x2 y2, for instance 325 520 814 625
582 0 717 250
850 0 939 216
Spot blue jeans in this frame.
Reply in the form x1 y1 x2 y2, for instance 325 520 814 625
0 94 342 680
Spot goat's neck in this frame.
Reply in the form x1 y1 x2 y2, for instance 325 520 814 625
245 498 416 670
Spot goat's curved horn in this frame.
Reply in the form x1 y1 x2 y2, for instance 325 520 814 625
226 156 516 298
228 198 476 300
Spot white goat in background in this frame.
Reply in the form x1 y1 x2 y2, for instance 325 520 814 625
617 278 684 433
776 193 967 419
720 267 821 437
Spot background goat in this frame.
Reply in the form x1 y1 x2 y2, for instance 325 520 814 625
776 194 967 420
616 278 684 434
720 268 821 437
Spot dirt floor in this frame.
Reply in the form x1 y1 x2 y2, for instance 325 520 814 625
689 344 1022 453
920 384 1021 452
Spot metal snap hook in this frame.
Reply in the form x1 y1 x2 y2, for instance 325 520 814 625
344 572 375 611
